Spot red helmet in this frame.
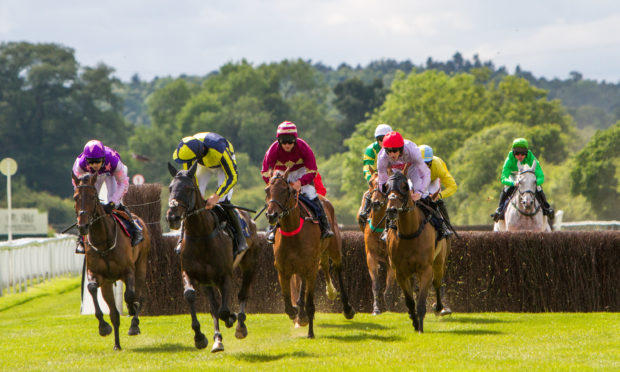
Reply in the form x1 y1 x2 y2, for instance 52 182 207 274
382 131 404 148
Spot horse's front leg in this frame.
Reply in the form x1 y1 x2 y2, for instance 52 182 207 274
86 270 112 338
277 271 296 320
383 262 396 312
123 270 141 336
305 275 318 339
205 286 224 353
395 270 418 331
218 275 237 329
182 272 207 349
100 282 122 350
416 266 434 333
367 251 383 315
235 260 257 339
294 276 308 327
334 264 356 320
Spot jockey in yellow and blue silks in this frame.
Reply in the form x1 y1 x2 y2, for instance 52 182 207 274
172 132 248 256
491 138 554 222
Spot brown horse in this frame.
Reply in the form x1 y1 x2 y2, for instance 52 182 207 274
360 173 395 315
72 173 151 351
166 162 259 352
384 170 449 332
265 169 355 338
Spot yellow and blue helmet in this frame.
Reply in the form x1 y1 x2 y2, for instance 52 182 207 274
172 136 205 164
419 144 433 163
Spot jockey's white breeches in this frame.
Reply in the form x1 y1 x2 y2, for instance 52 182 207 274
196 163 234 202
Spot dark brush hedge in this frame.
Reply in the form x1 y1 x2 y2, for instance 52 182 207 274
125 186 619 315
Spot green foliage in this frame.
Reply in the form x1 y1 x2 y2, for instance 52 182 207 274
333 77 388 137
0 42 130 196
570 122 620 219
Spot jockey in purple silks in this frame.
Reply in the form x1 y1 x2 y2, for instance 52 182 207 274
72 140 143 253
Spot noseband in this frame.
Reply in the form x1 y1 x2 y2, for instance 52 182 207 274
267 175 298 219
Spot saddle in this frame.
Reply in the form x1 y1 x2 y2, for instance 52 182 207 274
297 194 320 223
212 205 251 244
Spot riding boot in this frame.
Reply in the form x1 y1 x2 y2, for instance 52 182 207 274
119 203 144 246
491 187 511 222
224 206 249 258
75 235 86 254
536 188 554 220
313 197 334 239
358 191 372 227
265 224 277 244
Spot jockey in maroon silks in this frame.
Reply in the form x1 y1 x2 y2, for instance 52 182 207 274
261 121 334 243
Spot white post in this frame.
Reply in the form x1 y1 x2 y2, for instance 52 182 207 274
7 172 11 242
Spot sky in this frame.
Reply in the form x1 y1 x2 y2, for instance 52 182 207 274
1 0 619 82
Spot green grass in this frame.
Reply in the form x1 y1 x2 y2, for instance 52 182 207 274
1 277 618 372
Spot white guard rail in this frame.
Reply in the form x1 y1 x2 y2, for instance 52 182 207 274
0 234 82 296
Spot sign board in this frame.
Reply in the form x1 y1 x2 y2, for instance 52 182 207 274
0 208 48 235
132 174 145 185
0 158 17 176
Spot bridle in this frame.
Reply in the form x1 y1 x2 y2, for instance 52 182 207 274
386 174 413 214
168 174 205 222
267 174 299 220
75 183 117 255
512 169 541 217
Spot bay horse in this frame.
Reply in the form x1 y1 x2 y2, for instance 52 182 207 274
361 173 395 315
494 161 551 232
72 173 151 351
384 169 450 332
265 168 355 338
166 162 259 352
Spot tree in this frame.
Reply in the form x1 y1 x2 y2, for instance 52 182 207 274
0 42 129 196
333 77 387 137
570 122 620 219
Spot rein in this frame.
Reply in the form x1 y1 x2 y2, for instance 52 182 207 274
512 169 541 217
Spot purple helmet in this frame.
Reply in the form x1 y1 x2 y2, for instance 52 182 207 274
83 140 106 159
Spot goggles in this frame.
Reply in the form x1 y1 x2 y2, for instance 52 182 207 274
279 139 295 145
385 147 402 154
86 158 104 164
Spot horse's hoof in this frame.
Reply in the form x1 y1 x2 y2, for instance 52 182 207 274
344 307 356 320
297 315 309 327
113 344 122 351
195 333 208 349
235 324 248 339
439 307 452 316
99 323 113 337
211 340 224 353
224 313 237 328
128 326 141 336
307 333 315 339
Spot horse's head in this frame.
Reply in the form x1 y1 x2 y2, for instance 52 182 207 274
516 161 538 212
385 170 411 221
264 168 296 225
72 172 101 235
368 173 387 212
166 162 199 230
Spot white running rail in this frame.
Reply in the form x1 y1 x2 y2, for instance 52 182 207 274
0 234 82 296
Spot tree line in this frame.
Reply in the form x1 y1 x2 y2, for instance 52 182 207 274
1 42 618 229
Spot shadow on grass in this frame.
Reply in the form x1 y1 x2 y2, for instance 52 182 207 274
0 293 50 312
318 321 390 331
324 333 403 342
234 350 315 363
439 316 515 324
133 343 198 353
432 329 504 335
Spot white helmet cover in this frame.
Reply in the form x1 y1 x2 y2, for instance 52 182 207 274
374 124 393 138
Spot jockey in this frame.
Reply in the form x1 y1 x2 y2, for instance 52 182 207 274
172 132 248 257
491 138 554 222
358 123 393 226
261 121 334 242
419 144 457 239
72 140 143 253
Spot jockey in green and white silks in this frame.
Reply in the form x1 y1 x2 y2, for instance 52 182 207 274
358 124 392 226
491 138 554 222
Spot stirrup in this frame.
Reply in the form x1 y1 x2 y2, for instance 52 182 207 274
75 245 85 254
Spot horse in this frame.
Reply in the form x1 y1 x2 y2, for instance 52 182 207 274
384 169 450 333
72 173 151 351
494 161 551 232
264 168 355 338
166 162 259 352
360 173 395 315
